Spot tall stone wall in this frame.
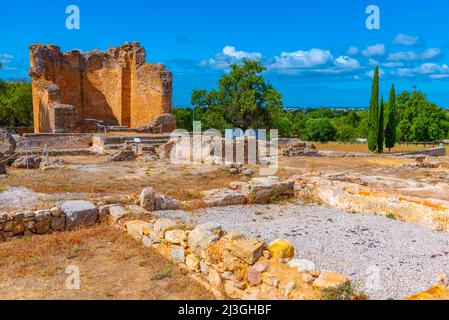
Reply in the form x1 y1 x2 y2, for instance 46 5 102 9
29 42 173 133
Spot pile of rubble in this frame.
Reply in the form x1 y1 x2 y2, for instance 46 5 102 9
201 176 295 207
405 156 449 169
282 139 319 157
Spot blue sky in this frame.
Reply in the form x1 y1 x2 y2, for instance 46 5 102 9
1 0 448 107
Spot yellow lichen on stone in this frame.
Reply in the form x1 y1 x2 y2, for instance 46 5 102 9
268 239 295 258
405 285 449 300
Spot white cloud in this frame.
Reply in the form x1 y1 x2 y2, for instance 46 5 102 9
0 53 14 64
347 46 360 55
430 74 449 79
393 68 414 77
270 48 333 73
382 62 404 68
387 48 442 62
393 33 420 46
199 45 262 70
388 51 419 61
392 63 449 78
366 68 385 78
362 44 385 57
222 45 262 60
421 48 442 60
334 56 360 69
415 62 448 74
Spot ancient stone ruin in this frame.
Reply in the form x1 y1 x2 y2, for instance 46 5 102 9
29 42 174 133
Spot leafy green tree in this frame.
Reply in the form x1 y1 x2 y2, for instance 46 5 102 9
368 67 379 151
191 60 283 131
377 96 384 153
272 111 293 137
0 81 33 127
396 91 449 142
303 118 337 142
172 107 194 132
355 110 370 138
385 84 396 151
290 111 307 137
196 106 231 133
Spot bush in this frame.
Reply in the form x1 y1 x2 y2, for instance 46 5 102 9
303 118 337 142
0 81 33 127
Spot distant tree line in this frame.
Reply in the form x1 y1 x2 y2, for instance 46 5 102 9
173 60 449 146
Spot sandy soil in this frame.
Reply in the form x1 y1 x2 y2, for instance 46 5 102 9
0 224 214 300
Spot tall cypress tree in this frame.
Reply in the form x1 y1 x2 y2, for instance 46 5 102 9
368 67 379 151
377 95 384 153
385 84 396 152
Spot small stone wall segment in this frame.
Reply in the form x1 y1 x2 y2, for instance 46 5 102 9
0 200 98 240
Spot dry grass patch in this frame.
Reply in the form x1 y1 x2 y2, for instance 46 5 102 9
313 142 442 153
0 224 214 300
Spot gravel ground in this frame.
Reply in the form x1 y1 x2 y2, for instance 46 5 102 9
156 204 449 300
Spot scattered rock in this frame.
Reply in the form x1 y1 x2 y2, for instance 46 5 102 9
126 220 152 241
140 187 156 211
202 188 246 207
283 139 318 157
165 229 187 244
207 268 224 289
248 262 269 286
186 253 201 271
51 217 66 232
153 218 177 238
50 207 62 217
127 205 151 216
109 206 129 223
12 156 42 169
155 194 179 210
288 259 316 273
268 239 295 259
225 238 265 265
171 245 185 263
61 200 98 230
188 223 221 255
33 210 52 234
312 270 348 289
109 150 136 161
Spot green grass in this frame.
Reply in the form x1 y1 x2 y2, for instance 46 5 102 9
386 212 397 220
151 267 173 280
322 282 366 300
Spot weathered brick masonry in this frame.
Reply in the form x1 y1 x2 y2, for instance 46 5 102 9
29 42 173 133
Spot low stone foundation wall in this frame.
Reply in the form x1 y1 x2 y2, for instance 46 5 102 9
399 147 447 157
0 200 98 240
21 133 93 151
